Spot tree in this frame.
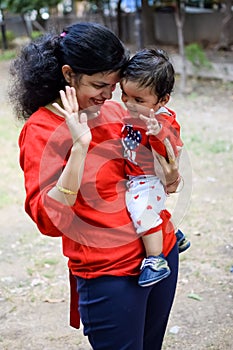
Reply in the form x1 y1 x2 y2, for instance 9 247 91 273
0 1 8 49
216 0 233 50
86 0 116 30
174 0 187 93
5 0 60 13
116 0 123 38
141 0 155 46
5 0 61 37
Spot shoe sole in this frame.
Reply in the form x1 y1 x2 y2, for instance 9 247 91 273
179 241 191 253
138 270 171 287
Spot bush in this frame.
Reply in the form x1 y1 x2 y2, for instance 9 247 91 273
0 50 16 61
31 31 43 40
0 30 15 48
185 43 212 69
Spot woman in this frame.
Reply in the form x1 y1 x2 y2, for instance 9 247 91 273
10 22 180 350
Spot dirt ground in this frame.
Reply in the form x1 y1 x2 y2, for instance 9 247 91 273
0 58 232 350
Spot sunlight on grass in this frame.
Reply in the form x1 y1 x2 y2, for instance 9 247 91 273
0 50 16 62
183 133 232 155
207 140 232 154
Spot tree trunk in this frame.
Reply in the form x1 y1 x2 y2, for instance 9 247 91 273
116 0 123 39
141 0 155 46
216 0 233 50
174 2 186 94
135 5 143 50
0 9 8 50
32 20 46 34
21 14 32 38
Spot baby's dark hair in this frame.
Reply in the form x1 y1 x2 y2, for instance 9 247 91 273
9 22 129 120
121 48 175 100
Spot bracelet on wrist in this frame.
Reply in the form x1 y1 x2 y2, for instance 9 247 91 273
56 184 78 195
166 175 184 194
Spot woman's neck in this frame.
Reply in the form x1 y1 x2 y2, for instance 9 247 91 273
45 98 65 117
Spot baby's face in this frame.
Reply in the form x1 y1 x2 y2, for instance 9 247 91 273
120 80 160 118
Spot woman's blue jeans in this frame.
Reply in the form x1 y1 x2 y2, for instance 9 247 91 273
76 244 179 350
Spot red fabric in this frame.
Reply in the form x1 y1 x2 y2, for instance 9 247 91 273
69 269 80 329
122 108 183 177
150 107 183 158
19 101 177 329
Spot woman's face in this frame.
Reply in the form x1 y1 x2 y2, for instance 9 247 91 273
74 71 120 112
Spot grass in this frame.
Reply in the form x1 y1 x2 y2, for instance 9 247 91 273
183 134 233 155
0 49 16 61
39 258 59 266
207 139 232 153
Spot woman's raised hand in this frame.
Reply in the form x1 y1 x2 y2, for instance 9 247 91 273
52 86 92 147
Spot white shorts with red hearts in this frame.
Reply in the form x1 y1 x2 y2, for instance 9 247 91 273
126 175 166 235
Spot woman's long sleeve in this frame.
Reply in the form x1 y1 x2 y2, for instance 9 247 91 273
19 113 75 237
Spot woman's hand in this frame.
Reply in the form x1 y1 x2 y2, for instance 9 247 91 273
139 109 161 136
152 138 181 193
48 86 92 206
52 86 92 147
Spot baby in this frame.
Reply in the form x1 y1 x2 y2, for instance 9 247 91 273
120 48 190 287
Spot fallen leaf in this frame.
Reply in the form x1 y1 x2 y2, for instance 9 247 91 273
187 293 203 301
44 298 65 303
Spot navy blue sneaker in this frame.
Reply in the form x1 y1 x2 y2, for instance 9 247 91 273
138 254 171 287
176 229 191 253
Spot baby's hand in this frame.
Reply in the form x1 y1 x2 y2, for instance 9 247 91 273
139 109 161 136
52 86 92 147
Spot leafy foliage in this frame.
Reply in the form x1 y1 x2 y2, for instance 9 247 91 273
0 30 15 46
185 43 212 68
31 30 43 40
4 0 61 14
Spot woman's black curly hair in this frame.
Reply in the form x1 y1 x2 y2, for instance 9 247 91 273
9 22 129 120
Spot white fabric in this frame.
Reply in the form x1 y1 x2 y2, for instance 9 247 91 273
125 175 166 235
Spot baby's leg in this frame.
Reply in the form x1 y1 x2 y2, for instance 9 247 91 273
139 229 170 287
142 230 163 257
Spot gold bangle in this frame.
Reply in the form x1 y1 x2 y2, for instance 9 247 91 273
175 175 184 193
56 184 78 195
